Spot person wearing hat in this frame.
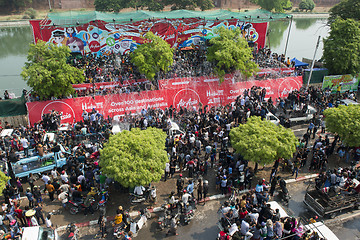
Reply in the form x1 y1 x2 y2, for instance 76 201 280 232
25 209 38 227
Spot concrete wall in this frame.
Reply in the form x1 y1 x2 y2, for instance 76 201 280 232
0 115 29 128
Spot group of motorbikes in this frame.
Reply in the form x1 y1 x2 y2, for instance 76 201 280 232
157 196 197 232
64 188 109 215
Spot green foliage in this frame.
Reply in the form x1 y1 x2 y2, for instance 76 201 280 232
94 0 128 12
324 105 360 147
329 0 360 24
100 127 168 188
0 0 31 11
130 32 174 81
165 0 214 10
230 117 297 165
323 18 360 75
207 27 259 81
0 172 10 195
24 8 36 19
299 0 315 12
21 40 85 100
250 0 292 12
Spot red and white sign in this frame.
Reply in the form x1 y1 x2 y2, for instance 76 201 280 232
26 76 303 126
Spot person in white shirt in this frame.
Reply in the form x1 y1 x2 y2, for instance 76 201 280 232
45 215 54 229
60 171 68 183
51 169 59 180
20 136 29 157
134 186 145 196
182 190 191 205
42 173 50 185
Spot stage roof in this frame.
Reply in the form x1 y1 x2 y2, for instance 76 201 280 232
46 9 292 26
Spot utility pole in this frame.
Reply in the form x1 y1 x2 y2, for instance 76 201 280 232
306 36 321 89
284 16 293 57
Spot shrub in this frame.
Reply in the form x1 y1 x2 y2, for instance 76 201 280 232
24 8 37 19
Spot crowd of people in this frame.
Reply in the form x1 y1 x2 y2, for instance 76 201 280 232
23 43 305 102
0 81 358 239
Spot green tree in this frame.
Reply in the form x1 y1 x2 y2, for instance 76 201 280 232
0 172 10 195
299 0 315 12
94 0 128 12
324 105 360 147
130 32 174 81
164 0 214 10
329 0 360 24
230 117 297 165
250 0 292 12
21 40 85 100
0 0 31 11
207 27 259 81
323 18 360 75
100 128 168 188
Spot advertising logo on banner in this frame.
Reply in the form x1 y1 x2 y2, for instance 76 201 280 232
26 76 303 126
322 74 360 93
30 19 268 56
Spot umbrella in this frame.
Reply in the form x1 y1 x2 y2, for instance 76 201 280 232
25 209 36 217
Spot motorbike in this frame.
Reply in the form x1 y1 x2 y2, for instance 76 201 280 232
68 198 98 215
113 210 131 239
129 188 151 204
279 187 290 205
181 205 195 225
65 222 79 240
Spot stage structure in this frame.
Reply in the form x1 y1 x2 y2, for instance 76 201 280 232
30 9 291 56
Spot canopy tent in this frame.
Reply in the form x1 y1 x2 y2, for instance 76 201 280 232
43 9 291 27
291 58 309 67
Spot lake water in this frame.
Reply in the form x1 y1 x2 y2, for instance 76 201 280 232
0 18 330 96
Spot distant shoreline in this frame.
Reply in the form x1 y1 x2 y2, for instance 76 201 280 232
0 12 329 27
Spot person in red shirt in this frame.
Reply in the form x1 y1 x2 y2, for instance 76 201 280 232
14 206 26 227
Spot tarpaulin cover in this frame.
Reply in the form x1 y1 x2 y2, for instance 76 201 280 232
0 96 27 117
26 75 303 126
45 9 291 26
291 58 309 67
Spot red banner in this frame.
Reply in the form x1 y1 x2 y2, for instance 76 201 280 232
26 76 303 126
30 19 268 56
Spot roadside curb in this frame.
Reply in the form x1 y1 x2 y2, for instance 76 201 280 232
56 173 319 232
325 210 360 225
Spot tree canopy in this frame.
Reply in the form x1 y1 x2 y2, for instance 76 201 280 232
99 127 168 188
323 105 360 147
21 40 84 100
230 117 297 165
0 0 30 11
207 27 259 81
95 0 214 12
131 32 174 81
299 0 315 12
329 0 360 24
250 0 292 12
0 172 9 196
322 18 360 75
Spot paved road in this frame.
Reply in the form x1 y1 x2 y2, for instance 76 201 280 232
63 199 222 239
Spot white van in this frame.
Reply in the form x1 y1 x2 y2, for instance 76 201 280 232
22 226 58 240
